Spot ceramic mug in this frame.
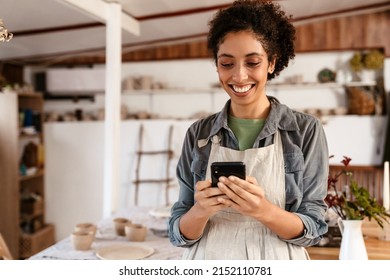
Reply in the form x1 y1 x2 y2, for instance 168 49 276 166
74 223 97 237
114 218 131 236
125 223 147 242
71 231 94 250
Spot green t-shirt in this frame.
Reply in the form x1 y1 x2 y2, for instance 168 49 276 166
228 115 265 151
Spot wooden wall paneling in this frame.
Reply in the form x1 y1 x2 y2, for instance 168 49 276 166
329 165 384 204
382 11 390 56
366 14 380 46
349 15 366 49
294 24 305 51
339 17 354 49
294 11 390 54
324 20 341 50
312 21 327 50
366 11 390 56
122 40 211 62
8 10 388 65
125 11 389 62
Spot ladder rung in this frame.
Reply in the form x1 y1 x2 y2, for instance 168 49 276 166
133 178 174 184
136 150 173 156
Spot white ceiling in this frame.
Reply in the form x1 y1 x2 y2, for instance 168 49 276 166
1 0 389 65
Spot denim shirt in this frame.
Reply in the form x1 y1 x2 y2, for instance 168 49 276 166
169 97 329 248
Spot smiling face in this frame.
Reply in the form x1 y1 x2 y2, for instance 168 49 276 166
217 30 275 119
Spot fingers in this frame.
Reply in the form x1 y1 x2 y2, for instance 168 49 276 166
216 176 246 205
218 176 252 195
195 179 212 192
193 177 265 216
195 179 225 198
217 176 265 205
194 180 229 215
246 176 258 185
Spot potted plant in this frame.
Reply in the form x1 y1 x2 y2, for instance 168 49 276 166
326 156 390 226
349 50 384 82
325 156 390 259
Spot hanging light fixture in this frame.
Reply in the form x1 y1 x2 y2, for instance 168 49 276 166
0 19 13 42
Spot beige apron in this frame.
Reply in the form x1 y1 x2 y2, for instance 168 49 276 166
182 130 309 260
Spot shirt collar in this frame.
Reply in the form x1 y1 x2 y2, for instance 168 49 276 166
262 96 300 136
208 96 300 140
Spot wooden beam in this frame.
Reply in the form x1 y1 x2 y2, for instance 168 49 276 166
59 0 140 36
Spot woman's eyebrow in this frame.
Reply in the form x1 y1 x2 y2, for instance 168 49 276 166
245 52 263 57
217 53 234 59
217 52 264 59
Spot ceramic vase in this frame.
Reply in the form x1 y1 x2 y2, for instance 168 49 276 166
357 69 376 83
337 219 368 260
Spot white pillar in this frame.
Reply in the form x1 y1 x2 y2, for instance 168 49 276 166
103 1 121 218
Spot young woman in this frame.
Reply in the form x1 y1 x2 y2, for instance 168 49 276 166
168 0 329 260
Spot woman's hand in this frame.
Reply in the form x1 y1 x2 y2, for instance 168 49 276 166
178 179 230 241
183 177 304 241
193 179 230 218
216 176 268 220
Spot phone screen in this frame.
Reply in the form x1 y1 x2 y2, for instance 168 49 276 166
211 161 246 187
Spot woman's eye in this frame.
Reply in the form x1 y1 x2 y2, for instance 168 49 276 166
220 63 233 68
247 62 260 67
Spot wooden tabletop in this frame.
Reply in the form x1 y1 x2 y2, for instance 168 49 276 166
306 219 390 260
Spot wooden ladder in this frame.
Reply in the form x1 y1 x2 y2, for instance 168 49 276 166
133 124 174 206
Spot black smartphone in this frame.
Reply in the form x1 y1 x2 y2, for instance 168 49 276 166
211 161 246 187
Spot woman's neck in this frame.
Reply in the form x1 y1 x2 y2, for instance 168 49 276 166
229 95 271 119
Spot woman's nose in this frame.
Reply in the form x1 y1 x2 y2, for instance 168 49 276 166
232 65 248 82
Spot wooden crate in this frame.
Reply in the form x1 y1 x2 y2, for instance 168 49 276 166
19 224 55 259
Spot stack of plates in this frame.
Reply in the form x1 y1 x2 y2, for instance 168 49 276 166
149 205 172 219
96 244 154 260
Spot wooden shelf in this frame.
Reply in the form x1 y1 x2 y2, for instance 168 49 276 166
17 93 44 98
20 210 44 222
120 81 377 96
19 132 41 139
122 88 217 95
0 91 54 259
267 81 376 89
19 169 44 182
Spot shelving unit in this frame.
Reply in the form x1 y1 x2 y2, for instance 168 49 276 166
267 81 377 89
120 81 377 94
0 91 54 259
120 81 382 119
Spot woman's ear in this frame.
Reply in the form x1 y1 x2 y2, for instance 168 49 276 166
268 57 277 74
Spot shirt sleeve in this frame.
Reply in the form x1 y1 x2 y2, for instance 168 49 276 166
168 125 203 247
169 209 203 247
283 118 329 247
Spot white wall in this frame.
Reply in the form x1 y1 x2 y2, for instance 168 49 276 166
44 119 194 241
324 116 387 165
44 122 105 241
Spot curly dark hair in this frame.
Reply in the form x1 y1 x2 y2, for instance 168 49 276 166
207 0 296 80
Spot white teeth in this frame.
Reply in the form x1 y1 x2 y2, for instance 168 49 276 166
232 84 252 93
